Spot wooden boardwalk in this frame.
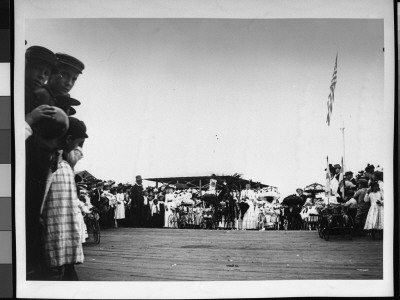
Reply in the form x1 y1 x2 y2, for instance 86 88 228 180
76 228 383 281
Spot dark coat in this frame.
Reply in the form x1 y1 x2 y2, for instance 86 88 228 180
130 184 144 209
90 189 102 208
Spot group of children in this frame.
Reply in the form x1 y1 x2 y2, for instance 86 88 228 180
25 45 89 280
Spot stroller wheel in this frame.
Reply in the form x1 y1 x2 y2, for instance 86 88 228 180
324 229 330 241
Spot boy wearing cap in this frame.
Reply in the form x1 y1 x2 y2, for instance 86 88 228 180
32 52 84 115
40 117 88 280
47 53 84 97
25 46 57 114
24 46 58 137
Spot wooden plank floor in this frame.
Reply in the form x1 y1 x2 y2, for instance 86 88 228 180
76 228 383 281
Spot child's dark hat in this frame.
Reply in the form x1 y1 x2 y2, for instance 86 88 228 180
56 53 85 74
26 46 57 66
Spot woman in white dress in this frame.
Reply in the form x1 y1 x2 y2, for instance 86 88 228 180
241 184 257 230
243 199 258 229
364 182 383 239
164 187 176 228
253 189 264 229
114 188 125 228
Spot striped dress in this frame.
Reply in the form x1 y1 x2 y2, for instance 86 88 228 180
41 160 84 268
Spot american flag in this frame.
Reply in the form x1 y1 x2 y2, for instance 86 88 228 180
326 54 338 126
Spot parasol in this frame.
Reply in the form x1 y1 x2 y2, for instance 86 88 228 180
304 183 325 193
238 201 250 219
281 194 305 206
201 193 219 205
258 190 280 202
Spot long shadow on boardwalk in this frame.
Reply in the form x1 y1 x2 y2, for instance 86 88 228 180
76 228 383 281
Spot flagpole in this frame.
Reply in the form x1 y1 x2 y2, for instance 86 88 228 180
340 120 346 172
340 121 346 200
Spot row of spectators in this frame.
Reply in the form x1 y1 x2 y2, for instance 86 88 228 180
76 161 384 236
76 176 281 231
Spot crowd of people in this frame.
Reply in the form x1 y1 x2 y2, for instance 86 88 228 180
321 163 384 238
25 45 89 280
23 46 384 282
77 177 281 231
76 163 384 237
70 161 385 240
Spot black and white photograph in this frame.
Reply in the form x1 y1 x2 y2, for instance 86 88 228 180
15 0 395 298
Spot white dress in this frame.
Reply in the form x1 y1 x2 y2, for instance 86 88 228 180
114 193 125 219
240 189 256 229
243 200 257 229
364 191 384 230
164 193 176 227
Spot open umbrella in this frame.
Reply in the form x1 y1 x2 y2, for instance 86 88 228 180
201 193 219 205
258 189 280 202
238 201 250 219
304 183 325 193
281 194 305 206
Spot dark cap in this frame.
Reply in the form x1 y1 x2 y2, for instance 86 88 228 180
67 106 77 116
55 95 81 106
56 53 85 74
26 46 57 66
345 171 353 176
55 95 80 116
67 117 88 138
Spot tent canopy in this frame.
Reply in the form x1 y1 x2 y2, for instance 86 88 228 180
145 175 275 191
76 170 97 181
304 182 325 193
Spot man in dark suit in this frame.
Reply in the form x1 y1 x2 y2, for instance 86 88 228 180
130 175 144 227
90 182 103 209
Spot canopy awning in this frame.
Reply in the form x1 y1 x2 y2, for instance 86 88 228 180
145 175 275 191
304 182 325 193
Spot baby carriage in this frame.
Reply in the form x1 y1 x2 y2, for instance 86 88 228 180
258 205 280 230
177 203 195 229
317 204 353 241
200 207 217 229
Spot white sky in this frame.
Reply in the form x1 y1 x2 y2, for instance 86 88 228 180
26 18 385 198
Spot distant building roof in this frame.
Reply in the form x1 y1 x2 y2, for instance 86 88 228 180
75 170 96 181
